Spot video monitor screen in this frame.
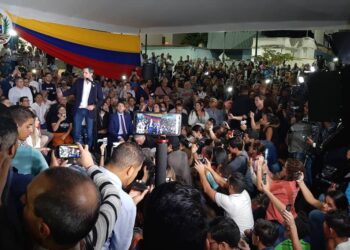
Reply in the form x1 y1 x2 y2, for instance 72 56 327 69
134 112 182 136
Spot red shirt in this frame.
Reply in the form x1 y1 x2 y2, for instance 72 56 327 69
266 180 299 224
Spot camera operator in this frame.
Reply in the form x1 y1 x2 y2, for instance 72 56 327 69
167 136 192 185
287 107 315 186
98 142 150 250
133 134 157 149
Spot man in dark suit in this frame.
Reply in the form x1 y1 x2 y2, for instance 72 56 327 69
61 67 103 148
108 101 133 146
135 80 149 104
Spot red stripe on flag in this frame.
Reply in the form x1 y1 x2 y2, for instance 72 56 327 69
17 28 136 79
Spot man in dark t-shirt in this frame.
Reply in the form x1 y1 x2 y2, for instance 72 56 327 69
41 73 57 102
227 137 254 194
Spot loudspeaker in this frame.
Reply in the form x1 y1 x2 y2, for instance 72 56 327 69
307 71 342 122
340 66 350 128
143 63 155 81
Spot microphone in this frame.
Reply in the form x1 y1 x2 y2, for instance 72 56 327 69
85 78 95 87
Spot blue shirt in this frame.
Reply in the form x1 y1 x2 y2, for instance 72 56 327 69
100 168 136 250
205 108 225 125
11 144 48 176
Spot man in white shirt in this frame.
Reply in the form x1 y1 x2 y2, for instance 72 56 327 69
31 93 50 129
8 77 33 105
324 210 350 250
100 142 147 250
195 160 254 235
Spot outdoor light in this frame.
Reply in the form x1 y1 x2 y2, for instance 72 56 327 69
265 79 271 84
121 75 127 80
310 66 316 72
333 57 339 62
32 69 37 74
9 29 18 37
298 76 305 83
227 86 233 92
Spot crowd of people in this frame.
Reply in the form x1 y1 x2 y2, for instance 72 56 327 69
0 44 349 250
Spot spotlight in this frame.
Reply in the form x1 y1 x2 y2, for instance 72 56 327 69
333 57 339 62
265 79 271 84
227 86 233 92
298 76 305 83
121 75 127 80
204 71 209 76
32 69 37 74
9 29 18 37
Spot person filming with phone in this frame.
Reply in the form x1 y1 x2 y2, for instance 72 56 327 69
195 158 254 236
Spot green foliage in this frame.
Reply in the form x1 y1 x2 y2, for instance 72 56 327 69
181 33 208 47
3 17 10 34
256 48 294 66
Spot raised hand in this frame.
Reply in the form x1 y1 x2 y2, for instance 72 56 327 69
194 160 206 176
296 171 304 184
77 143 94 169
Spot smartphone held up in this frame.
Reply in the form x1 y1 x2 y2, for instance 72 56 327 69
56 144 81 159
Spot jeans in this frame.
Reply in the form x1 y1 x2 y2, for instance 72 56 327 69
73 108 94 148
309 209 326 250
272 221 286 247
304 154 313 187
269 162 281 174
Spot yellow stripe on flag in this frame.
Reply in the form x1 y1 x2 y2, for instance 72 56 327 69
9 13 140 53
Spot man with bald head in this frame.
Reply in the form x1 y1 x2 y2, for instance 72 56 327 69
22 145 121 250
23 167 100 250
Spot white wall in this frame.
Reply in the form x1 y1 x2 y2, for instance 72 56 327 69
141 33 187 46
251 37 317 65
141 34 163 46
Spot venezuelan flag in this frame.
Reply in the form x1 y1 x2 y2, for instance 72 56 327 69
9 13 141 79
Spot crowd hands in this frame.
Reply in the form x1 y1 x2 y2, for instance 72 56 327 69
0 47 349 250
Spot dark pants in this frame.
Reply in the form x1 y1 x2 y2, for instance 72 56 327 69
309 209 326 250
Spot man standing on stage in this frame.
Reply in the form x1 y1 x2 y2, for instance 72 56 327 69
61 67 103 148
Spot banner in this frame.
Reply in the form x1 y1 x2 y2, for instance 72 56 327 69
9 13 141 79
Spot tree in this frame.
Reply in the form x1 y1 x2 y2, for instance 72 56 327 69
256 48 294 66
181 33 208 47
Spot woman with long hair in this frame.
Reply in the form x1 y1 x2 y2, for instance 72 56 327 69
259 113 280 149
188 100 209 127
257 158 304 225
26 115 50 149
297 173 349 250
